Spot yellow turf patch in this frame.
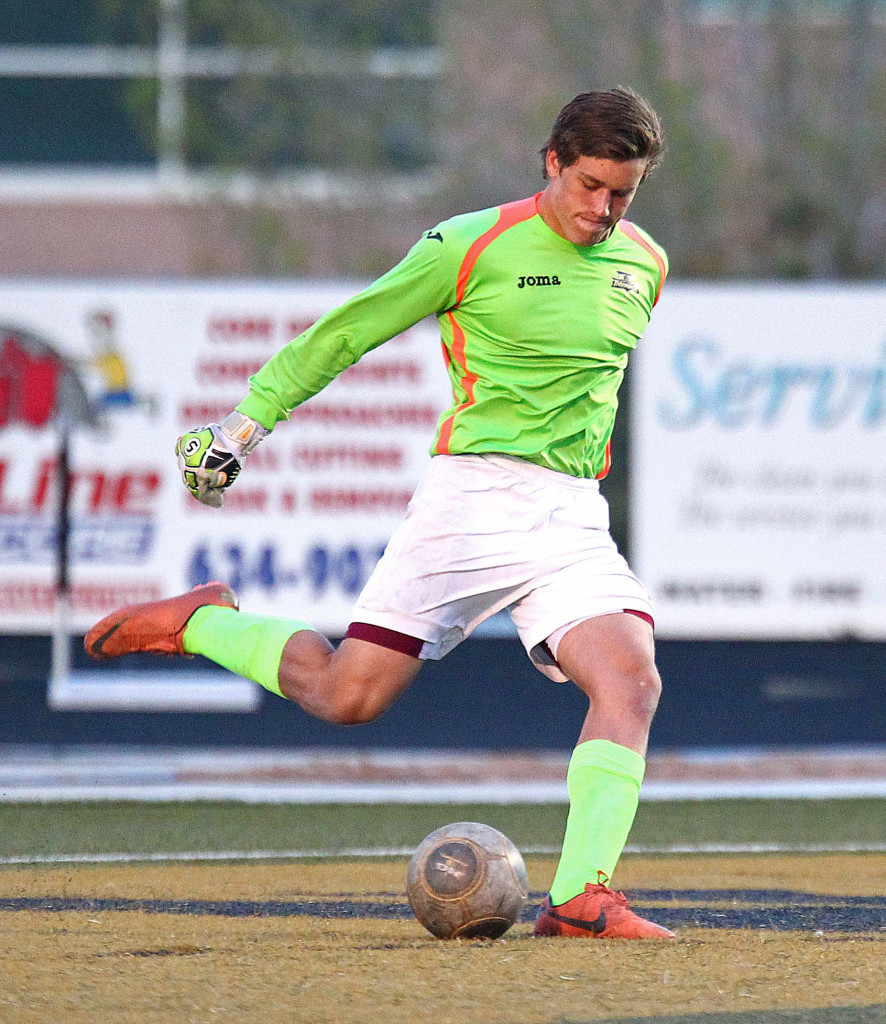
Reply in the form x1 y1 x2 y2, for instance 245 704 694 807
0 854 882 1024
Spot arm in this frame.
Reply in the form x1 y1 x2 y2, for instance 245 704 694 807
236 231 461 430
177 227 461 506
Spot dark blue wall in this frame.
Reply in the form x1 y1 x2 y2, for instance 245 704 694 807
1 635 883 750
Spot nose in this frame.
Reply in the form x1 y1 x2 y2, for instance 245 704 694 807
589 188 612 217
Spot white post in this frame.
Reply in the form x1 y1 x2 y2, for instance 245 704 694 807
157 0 188 192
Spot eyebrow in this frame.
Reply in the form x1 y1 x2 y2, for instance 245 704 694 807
577 172 635 193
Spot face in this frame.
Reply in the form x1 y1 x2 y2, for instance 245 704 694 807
539 151 647 247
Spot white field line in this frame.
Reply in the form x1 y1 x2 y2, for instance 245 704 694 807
1 842 885 866
1 779 885 803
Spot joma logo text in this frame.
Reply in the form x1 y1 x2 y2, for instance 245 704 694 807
518 275 561 288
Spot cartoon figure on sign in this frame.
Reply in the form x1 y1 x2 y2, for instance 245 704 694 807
85 310 157 418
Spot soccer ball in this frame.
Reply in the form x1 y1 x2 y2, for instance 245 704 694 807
407 822 529 939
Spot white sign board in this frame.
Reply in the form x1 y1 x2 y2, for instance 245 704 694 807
631 284 886 639
0 281 452 636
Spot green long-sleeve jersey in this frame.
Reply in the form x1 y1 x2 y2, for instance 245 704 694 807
237 193 667 479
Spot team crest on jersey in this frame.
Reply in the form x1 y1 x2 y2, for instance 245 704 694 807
611 270 641 295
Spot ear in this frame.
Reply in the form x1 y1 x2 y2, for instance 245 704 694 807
545 148 562 179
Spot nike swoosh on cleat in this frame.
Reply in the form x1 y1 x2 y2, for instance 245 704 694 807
90 621 124 657
545 909 606 934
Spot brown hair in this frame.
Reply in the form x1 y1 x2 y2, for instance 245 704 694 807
540 86 664 179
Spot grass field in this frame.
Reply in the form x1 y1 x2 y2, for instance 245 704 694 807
1 798 884 859
1 799 883 1024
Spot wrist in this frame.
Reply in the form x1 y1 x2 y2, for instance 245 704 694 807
220 411 269 457
235 393 279 432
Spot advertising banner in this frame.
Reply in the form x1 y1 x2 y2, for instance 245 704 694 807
0 281 451 637
631 285 885 639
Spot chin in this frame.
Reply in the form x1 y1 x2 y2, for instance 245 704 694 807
573 222 611 246
576 230 608 247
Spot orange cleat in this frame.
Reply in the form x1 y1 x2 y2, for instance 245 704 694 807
534 883 676 940
84 582 238 660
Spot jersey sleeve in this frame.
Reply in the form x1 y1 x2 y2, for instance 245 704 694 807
236 229 463 429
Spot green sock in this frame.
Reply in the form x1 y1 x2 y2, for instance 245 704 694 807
182 605 313 698
548 738 646 905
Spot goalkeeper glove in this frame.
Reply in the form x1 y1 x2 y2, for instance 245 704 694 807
176 411 269 508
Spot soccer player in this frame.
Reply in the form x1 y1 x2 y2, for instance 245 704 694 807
86 87 675 940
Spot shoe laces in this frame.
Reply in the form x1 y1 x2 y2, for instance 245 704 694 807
588 880 629 906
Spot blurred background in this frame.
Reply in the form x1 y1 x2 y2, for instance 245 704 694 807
0 0 884 782
1 0 882 280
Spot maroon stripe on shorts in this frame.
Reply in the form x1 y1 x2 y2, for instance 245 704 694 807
624 609 655 629
345 621 425 657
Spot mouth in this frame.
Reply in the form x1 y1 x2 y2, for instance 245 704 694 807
578 216 611 232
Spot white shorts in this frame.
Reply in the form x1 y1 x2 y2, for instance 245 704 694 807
351 454 654 682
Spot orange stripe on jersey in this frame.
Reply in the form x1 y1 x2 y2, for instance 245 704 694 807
617 220 667 306
454 195 539 304
595 439 612 480
436 312 478 455
436 195 539 455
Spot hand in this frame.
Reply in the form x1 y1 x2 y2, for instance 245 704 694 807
176 411 268 508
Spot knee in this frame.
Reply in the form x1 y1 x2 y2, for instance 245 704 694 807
325 696 383 726
277 636 415 726
629 664 662 722
320 675 387 726
579 655 662 725
612 646 662 718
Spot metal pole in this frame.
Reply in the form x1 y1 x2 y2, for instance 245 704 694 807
51 414 72 687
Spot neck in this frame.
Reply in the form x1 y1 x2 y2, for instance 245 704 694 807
536 188 563 238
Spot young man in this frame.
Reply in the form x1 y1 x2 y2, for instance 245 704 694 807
86 86 675 940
